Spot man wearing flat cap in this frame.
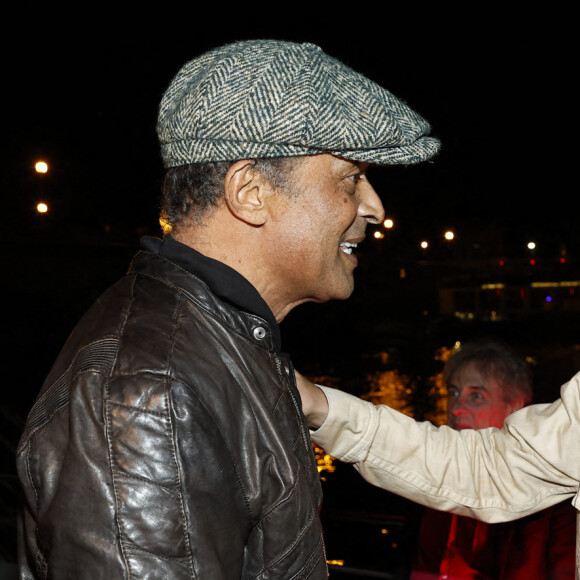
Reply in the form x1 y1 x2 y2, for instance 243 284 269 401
16 40 439 578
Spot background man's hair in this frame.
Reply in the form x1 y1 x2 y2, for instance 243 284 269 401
161 157 301 229
443 338 534 405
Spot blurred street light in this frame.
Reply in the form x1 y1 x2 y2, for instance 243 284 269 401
444 230 454 241
527 241 537 265
383 218 394 229
35 161 48 174
35 160 49 205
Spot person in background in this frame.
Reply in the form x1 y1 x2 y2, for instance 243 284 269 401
411 339 576 579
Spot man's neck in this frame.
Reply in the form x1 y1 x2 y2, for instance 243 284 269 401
172 223 291 322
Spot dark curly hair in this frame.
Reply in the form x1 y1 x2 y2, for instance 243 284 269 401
161 157 302 229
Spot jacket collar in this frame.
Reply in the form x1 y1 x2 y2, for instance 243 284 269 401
139 235 281 352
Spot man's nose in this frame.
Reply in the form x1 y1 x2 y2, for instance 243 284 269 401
358 181 385 224
448 397 468 415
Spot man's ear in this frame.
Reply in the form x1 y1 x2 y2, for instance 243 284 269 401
223 160 272 226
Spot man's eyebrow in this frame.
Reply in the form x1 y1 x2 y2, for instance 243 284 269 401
448 384 488 391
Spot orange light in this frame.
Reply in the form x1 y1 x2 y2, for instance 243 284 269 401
159 217 172 234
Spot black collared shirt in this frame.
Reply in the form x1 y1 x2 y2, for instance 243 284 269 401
140 235 282 352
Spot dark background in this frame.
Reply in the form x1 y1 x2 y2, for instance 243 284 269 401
2 9 580 577
5 9 579 237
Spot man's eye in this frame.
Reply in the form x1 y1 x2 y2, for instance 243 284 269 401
348 173 362 184
448 389 459 398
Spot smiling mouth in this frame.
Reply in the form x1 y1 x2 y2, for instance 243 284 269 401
339 242 358 255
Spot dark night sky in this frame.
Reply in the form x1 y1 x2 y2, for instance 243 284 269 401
3 11 579 242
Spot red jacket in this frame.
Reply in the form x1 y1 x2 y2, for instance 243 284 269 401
411 501 576 579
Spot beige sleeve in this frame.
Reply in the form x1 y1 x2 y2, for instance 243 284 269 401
311 373 580 522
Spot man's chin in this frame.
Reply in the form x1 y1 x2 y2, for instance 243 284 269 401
333 288 355 302
320 283 355 303
302 275 355 305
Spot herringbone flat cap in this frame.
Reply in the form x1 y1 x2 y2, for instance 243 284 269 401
158 40 440 167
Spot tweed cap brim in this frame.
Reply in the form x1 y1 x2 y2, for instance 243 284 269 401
158 40 440 167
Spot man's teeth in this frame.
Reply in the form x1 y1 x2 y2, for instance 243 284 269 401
340 242 358 255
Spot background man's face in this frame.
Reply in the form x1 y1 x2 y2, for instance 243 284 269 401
265 154 384 308
446 361 521 430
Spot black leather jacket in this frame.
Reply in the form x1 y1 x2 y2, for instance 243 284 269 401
17 246 326 578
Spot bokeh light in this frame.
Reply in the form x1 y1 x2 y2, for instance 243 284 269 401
35 161 48 174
